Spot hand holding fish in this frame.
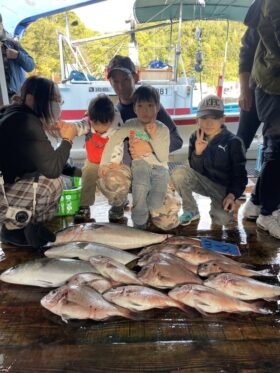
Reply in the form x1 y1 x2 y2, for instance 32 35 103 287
223 193 235 212
195 128 208 155
129 138 152 160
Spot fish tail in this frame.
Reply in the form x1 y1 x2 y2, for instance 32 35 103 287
257 269 274 277
250 301 273 314
255 307 273 315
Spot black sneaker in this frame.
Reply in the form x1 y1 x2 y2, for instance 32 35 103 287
74 207 96 224
0 225 29 246
123 199 130 211
108 205 125 222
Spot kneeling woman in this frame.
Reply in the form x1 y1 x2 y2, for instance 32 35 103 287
0 76 78 248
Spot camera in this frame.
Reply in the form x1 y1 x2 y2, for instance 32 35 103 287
5 206 32 223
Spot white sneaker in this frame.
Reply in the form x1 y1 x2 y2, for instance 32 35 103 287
272 209 280 224
256 214 280 239
243 200 261 220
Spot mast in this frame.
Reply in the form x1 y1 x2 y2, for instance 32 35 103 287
217 19 229 97
174 0 183 82
127 19 139 66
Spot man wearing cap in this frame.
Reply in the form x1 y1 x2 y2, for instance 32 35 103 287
98 54 183 224
171 94 247 226
0 13 35 100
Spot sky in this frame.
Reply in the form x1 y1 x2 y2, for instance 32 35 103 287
74 0 135 33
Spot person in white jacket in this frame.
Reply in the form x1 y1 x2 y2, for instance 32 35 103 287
98 85 180 230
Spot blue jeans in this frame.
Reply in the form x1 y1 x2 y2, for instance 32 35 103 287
131 160 169 227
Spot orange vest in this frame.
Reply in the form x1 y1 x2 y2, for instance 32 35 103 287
85 132 109 164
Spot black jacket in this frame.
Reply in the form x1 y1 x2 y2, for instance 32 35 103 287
0 104 73 184
239 27 260 75
188 126 247 199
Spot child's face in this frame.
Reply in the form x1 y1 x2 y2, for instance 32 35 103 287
197 115 224 138
134 100 159 125
91 120 112 134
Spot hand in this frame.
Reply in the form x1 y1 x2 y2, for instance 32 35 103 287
238 87 253 111
223 193 235 212
129 138 152 160
98 163 120 177
145 122 157 139
56 121 77 142
195 128 208 155
6 48 19 60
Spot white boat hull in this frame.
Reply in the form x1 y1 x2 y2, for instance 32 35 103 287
59 81 261 163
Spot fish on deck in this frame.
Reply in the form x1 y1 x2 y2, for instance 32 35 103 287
169 284 271 315
139 243 244 267
90 256 142 285
175 245 245 266
103 285 186 312
41 284 134 321
67 272 119 293
137 259 202 289
137 252 198 274
204 273 280 301
0 258 98 288
47 223 170 250
44 242 138 265
198 260 273 278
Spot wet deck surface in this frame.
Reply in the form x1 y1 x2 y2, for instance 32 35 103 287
1 186 280 373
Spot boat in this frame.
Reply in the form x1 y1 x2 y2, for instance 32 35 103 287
57 0 258 162
0 0 260 162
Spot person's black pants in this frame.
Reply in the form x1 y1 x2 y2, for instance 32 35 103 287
251 88 280 215
237 94 262 151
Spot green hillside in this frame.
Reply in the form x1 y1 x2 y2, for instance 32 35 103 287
21 11 246 87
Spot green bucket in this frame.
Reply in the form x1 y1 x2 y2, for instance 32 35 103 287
56 177 82 216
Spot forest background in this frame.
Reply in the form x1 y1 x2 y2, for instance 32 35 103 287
20 11 246 88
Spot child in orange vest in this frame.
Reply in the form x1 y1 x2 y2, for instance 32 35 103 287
74 94 122 223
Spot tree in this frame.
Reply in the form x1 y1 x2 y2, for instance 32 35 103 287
20 12 246 86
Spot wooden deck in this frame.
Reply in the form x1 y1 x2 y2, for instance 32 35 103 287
1 189 280 373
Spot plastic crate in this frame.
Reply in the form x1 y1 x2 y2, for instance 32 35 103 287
255 143 263 173
56 177 82 216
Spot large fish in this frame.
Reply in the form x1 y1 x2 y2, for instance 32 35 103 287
103 285 186 312
137 259 202 289
198 260 273 278
41 284 134 321
47 223 170 249
169 284 270 314
90 256 142 285
0 258 98 288
44 242 138 265
204 273 280 301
